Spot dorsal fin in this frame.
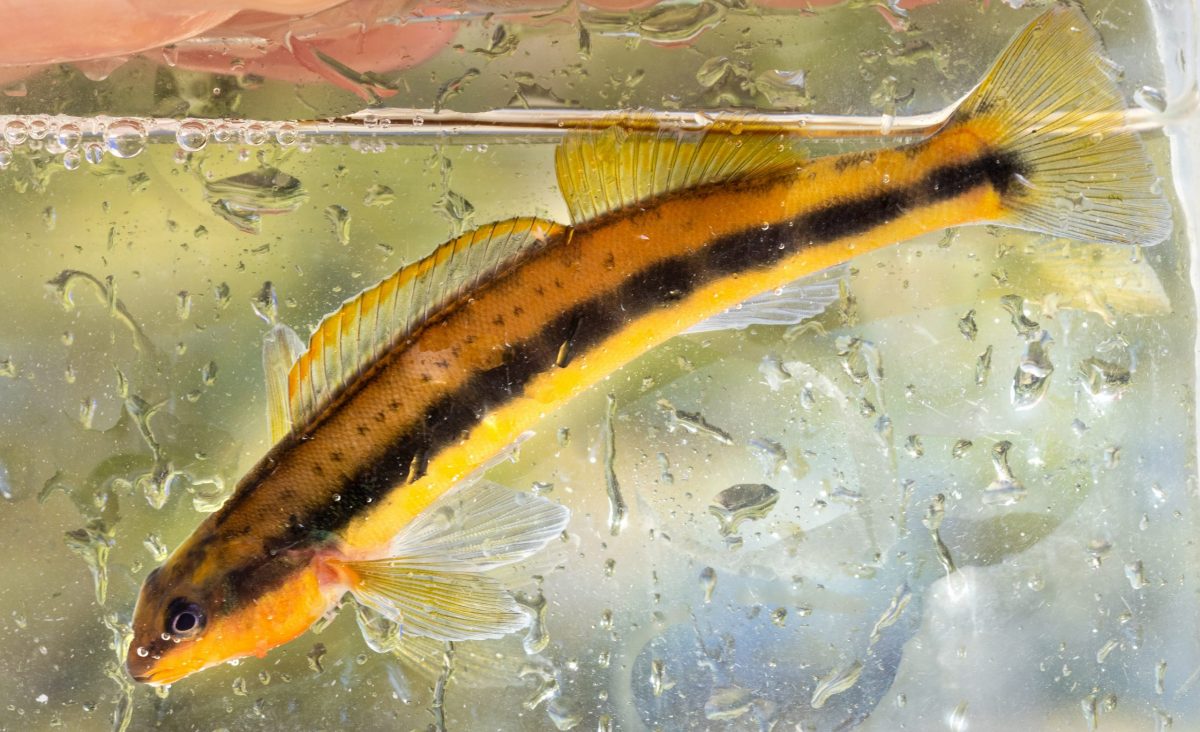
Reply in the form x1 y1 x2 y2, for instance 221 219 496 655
287 217 566 428
555 127 807 224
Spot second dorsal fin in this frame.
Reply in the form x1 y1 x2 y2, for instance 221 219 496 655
287 217 566 429
555 127 807 224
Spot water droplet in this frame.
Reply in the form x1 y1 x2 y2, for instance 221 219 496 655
699 566 716 603
1134 85 1168 113
143 533 168 562
201 361 218 386
0 146 12 169
957 309 978 341
1000 294 1040 338
770 607 787 627
1012 331 1054 410
836 336 882 385
748 438 787 476
948 701 969 732
904 434 924 458
709 483 778 538
135 647 149 658
1079 357 1131 402
1124 560 1147 589
305 643 326 674
657 398 733 444
704 686 753 721
1096 638 1120 664
602 394 627 536
78 398 96 429
175 291 191 320
204 168 307 233
810 660 863 709
176 121 208 152
324 204 351 246
649 659 673 697
363 183 395 207
62 150 81 170
1156 660 1167 695
869 584 912 645
64 520 114 605
515 590 549 654
251 282 278 325
214 282 231 309
754 68 808 107
982 440 1027 506
231 677 247 696
104 119 147 159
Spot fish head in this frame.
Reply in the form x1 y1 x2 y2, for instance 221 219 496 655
126 530 337 685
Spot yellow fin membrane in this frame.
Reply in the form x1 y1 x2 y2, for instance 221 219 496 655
555 126 806 224
333 481 569 641
261 323 305 441
955 3 1171 246
287 217 565 427
1016 240 1171 319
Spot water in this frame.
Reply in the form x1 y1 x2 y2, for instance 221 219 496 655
0 1 1197 730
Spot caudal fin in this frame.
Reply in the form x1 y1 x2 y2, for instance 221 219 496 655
956 4 1171 247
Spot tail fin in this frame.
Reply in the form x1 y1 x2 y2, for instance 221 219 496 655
956 4 1171 247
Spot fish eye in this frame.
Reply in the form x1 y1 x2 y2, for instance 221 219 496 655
165 598 206 639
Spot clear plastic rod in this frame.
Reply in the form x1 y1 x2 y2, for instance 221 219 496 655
0 103 1182 150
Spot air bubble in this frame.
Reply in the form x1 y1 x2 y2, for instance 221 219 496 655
105 119 147 159
56 123 82 150
274 123 299 147
84 143 104 165
176 121 208 152
4 119 28 145
243 123 268 146
28 118 48 140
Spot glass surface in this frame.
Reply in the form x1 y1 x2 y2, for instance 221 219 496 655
0 1 1196 730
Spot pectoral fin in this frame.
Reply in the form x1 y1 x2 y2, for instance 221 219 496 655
683 265 845 335
340 560 527 641
334 481 569 641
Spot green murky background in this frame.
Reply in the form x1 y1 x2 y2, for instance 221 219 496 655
0 1 1196 730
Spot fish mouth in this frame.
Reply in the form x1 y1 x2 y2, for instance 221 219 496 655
126 649 174 686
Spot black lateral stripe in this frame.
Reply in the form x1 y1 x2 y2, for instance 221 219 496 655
295 148 1025 534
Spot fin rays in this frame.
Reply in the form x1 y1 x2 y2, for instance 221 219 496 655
334 481 569 643
285 217 566 431
955 4 1170 247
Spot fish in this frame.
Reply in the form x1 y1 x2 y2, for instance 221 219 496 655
128 4 1170 685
